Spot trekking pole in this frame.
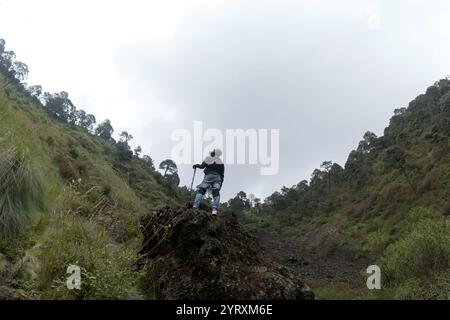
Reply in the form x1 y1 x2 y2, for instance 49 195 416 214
188 168 197 205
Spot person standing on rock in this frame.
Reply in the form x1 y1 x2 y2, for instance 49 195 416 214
192 148 224 216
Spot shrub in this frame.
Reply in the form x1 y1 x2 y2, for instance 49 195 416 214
0 145 42 240
54 154 79 180
381 216 450 299
68 148 79 159
46 136 55 146
39 210 143 299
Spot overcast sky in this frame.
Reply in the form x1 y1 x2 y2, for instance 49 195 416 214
1 0 450 200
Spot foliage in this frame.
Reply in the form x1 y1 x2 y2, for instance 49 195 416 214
0 144 43 240
0 38 28 86
159 159 178 176
94 119 114 140
234 79 450 298
0 41 184 299
380 217 450 299
38 210 144 299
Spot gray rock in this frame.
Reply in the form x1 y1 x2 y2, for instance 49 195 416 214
0 253 15 279
138 206 314 300
0 286 23 300
17 254 40 282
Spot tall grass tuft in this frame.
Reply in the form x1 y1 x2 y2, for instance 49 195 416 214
39 209 144 299
0 144 42 240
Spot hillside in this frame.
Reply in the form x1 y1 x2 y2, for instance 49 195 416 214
0 38 315 300
237 79 450 299
0 70 184 299
0 72 314 299
1 34 449 300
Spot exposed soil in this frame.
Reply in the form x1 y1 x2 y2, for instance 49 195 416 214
254 229 373 289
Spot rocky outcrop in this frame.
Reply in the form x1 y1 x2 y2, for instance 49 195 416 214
138 206 314 300
0 286 23 300
0 253 23 300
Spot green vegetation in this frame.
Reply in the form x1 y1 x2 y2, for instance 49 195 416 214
0 38 186 299
312 282 394 300
381 216 450 299
0 144 43 240
233 79 450 299
1 36 449 299
38 210 144 299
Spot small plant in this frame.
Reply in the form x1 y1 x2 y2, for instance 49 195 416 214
0 145 42 240
380 215 450 299
39 210 144 299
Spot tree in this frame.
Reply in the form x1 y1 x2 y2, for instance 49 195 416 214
394 107 406 116
384 146 417 194
0 50 15 75
310 168 326 187
329 163 345 185
143 155 154 169
320 161 333 172
43 91 76 123
254 198 261 208
357 131 378 154
0 43 28 83
116 132 133 161
296 180 309 192
12 61 29 81
75 109 96 132
95 119 114 140
84 114 96 133
26 85 42 99
159 159 178 177
134 146 142 157
344 150 370 188
165 172 180 187
320 161 333 192
228 191 250 213
119 131 133 143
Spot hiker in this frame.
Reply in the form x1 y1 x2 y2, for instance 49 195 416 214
192 148 224 216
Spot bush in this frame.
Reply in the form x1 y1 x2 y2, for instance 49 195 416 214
381 216 450 299
393 276 449 300
0 145 42 240
54 154 79 180
39 210 143 299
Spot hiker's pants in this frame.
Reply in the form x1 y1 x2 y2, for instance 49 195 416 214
193 174 222 209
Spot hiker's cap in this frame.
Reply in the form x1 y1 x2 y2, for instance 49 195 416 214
205 148 223 164
210 148 222 157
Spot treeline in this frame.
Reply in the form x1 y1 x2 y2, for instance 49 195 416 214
1 39 111 138
0 38 181 190
232 79 450 221
224 131 385 217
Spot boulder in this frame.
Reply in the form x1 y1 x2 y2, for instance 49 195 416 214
0 253 15 279
0 286 23 300
138 206 314 300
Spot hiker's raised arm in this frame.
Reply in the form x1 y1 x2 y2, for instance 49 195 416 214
193 162 207 169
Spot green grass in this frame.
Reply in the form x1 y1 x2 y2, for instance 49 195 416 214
312 282 395 300
38 209 144 299
380 215 450 299
0 144 43 240
0 72 174 299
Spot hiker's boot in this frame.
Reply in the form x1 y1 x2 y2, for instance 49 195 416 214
212 208 218 216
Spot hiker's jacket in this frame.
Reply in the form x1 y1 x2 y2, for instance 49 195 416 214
194 150 224 183
197 161 224 183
